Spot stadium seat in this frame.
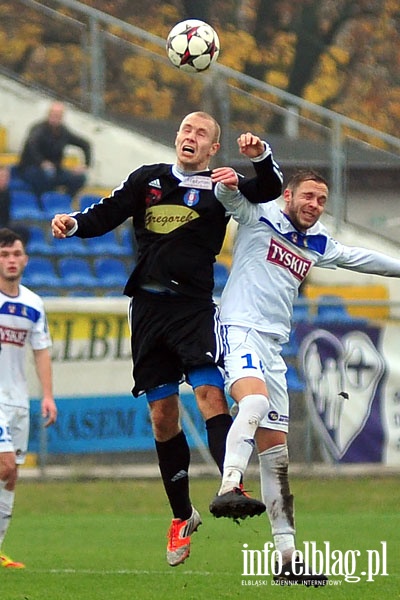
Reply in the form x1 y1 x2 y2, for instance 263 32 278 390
292 302 310 322
10 190 44 221
26 226 52 255
58 257 98 288
93 257 128 287
9 176 32 192
40 191 73 220
49 235 88 256
213 262 229 296
22 257 61 289
79 194 102 212
315 294 359 324
84 230 126 256
120 226 136 256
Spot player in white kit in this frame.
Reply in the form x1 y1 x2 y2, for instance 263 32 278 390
0 228 57 568
209 140 400 586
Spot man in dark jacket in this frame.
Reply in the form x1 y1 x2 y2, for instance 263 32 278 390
18 101 91 200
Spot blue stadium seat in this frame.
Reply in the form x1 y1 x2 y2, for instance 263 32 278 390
9 176 32 192
58 257 98 288
315 294 359 324
120 227 136 256
79 194 102 212
93 258 128 287
10 190 44 221
26 226 52 255
40 191 73 220
22 258 61 289
213 262 229 296
49 235 88 256
84 231 125 256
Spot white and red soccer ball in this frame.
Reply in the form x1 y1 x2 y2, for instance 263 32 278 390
166 19 220 73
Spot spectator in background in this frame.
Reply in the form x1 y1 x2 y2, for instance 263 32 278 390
0 228 57 568
0 166 29 244
18 101 91 201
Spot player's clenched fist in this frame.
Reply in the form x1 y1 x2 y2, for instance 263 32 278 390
237 132 265 158
51 214 77 238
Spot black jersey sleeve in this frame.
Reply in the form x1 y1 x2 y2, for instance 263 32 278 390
238 153 283 204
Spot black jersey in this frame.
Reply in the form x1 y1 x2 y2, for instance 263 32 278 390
72 156 282 299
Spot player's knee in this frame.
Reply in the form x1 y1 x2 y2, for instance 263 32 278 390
195 385 229 420
149 397 181 442
239 393 269 424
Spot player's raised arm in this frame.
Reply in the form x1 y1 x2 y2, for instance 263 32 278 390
237 132 265 158
51 214 77 238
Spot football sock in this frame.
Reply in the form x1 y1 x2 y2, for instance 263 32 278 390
218 394 269 495
0 485 15 548
155 430 192 521
205 413 233 474
258 444 295 563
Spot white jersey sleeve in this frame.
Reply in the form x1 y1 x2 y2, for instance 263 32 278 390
0 285 52 408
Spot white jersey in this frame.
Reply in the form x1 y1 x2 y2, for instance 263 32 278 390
216 187 400 343
0 285 51 408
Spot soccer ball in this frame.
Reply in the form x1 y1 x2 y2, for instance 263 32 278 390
166 19 220 73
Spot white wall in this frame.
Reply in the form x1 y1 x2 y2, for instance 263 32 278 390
0 74 176 189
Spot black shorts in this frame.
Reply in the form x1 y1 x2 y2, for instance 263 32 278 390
129 291 224 397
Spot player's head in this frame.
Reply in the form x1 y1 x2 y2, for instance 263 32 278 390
0 228 28 284
283 170 329 232
175 112 221 171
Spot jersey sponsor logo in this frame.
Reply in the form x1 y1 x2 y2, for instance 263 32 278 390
267 238 312 281
179 175 213 190
183 188 200 207
145 205 199 233
145 186 162 207
148 178 161 188
267 410 289 424
0 325 28 347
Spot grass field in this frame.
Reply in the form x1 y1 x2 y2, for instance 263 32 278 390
1 475 399 599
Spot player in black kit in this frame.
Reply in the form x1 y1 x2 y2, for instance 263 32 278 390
51 112 283 566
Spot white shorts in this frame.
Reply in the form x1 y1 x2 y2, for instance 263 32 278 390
223 325 289 432
0 404 29 465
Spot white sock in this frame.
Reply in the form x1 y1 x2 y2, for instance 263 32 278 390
218 394 269 495
0 486 15 548
258 444 295 563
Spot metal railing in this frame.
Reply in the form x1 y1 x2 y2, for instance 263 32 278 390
2 0 400 239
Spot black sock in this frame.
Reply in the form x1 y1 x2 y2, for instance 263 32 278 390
155 430 192 520
205 413 233 474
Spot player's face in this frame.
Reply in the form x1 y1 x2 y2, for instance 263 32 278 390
175 115 220 171
0 241 28 283
283 180 328 232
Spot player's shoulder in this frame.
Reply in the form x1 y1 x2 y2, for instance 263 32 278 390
127 163 172 184
138 163 172 176
18 284 45 308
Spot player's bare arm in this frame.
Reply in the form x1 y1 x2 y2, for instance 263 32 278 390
237 132 265 159
51 214 77 238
